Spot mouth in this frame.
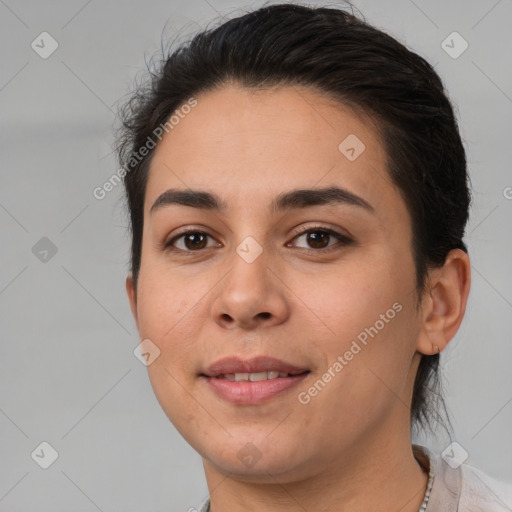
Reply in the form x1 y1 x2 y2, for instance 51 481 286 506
213 370 305 381
201 355 310 377
199 356 311 405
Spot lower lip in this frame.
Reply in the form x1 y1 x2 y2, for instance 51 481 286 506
202 374 309 405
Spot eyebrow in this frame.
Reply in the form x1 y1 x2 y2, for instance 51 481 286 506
149 186 374 215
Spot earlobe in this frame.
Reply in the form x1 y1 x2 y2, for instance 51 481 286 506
417 249 471 355
126 272 139 330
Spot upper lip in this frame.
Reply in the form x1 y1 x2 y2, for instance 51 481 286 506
202 356 310 377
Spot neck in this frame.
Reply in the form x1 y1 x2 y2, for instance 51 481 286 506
203 419 428 512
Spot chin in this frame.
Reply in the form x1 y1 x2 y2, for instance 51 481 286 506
205 456 307 483
197 434 316 483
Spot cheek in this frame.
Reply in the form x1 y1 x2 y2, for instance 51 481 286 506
292 254 418 399
295 305 419 447
289 253 410 339
135 271 206 426
136 266 204 342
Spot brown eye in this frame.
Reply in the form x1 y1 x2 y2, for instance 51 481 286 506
166 231 218 252
305 231 331 249
183 233 208 250
290 227 353 252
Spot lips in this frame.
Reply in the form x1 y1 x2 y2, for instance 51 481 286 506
200 356 310 405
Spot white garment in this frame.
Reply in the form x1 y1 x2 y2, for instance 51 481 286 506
196 444 512 511
417 445 512 511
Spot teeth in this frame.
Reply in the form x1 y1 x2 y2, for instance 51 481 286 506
249 371 267 382
219 371 291 381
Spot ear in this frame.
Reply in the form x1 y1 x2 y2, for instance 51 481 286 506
417 249 471 355
126 272 139 331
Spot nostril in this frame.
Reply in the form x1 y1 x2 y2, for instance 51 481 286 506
258 312 271 319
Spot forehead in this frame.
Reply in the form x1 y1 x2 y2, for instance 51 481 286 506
145 84 397 215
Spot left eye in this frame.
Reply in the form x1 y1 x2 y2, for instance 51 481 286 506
290 229 351 250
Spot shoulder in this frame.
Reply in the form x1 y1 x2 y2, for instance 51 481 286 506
458 463 512 511
416 444 512 512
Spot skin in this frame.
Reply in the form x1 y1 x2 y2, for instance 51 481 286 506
126 84 471 512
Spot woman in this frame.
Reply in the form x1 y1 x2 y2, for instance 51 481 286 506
116 3 512 510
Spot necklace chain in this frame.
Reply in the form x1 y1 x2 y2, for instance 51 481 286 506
417 453 435 512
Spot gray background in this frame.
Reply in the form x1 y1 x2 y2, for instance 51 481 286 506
1 0 511 510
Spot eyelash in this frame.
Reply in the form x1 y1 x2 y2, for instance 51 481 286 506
164 225 353 256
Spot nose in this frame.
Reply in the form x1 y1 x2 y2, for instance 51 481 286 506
210 245 290 330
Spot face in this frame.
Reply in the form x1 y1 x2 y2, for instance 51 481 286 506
127 84 425 483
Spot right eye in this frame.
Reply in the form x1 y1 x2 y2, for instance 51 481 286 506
165 230 221 253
